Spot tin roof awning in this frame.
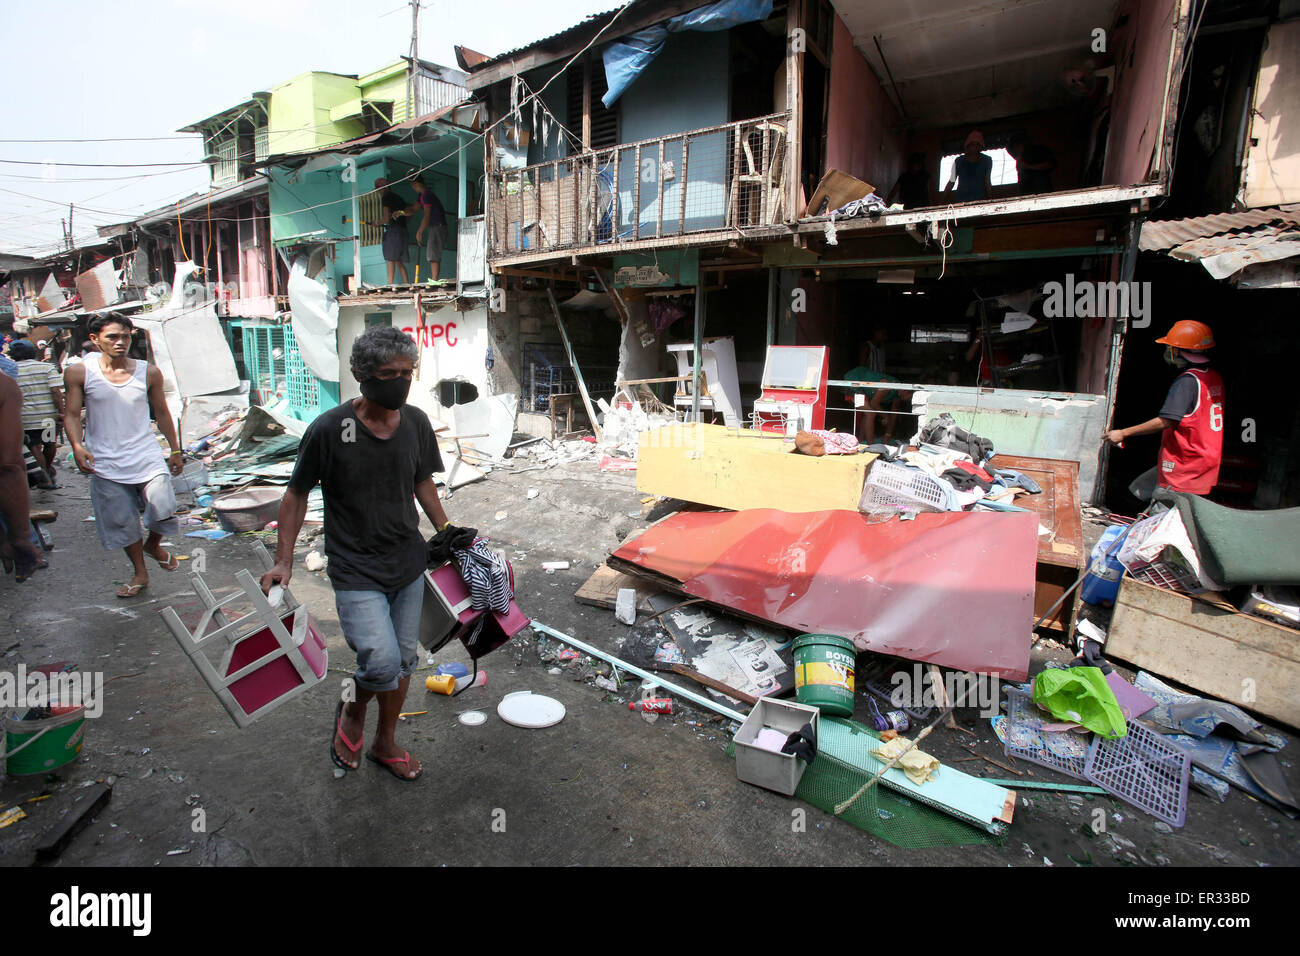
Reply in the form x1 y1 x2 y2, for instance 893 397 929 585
1139 204 1300 281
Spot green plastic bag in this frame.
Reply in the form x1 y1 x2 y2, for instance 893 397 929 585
1032 667 1128 739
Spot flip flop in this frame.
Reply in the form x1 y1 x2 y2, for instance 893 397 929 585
14 555 46 583
330 699 363 771
150 549 180 572
366 750 422 782
116 581 147 599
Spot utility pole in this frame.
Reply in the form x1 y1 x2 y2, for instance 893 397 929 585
67 203 74 252
407 0 421 121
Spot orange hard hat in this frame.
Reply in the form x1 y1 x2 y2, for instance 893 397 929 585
1155 320 1214 350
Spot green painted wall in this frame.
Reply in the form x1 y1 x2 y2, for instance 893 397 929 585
268 71 365 155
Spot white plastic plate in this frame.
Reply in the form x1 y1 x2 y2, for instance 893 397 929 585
497 691 566 728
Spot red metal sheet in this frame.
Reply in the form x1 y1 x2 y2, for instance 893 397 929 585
612 509 1038 680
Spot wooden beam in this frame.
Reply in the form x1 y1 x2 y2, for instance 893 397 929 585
545 286 602 441
581 56 592 149
785 0 803 224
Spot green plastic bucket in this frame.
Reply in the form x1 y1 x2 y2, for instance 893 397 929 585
4 707 85 776
792 634 857 717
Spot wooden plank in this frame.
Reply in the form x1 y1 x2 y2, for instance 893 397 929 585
575 563 659 612
637 422 874 512
546 287 602 442
991 453 1083 568
34 784 112 862
1107 577 1300 730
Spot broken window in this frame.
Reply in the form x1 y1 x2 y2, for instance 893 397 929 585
938 148 1019 192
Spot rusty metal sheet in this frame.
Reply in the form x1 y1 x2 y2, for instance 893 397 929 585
1139 205 1300 252
611 508 1038 680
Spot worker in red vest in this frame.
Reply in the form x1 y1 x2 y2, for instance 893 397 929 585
1106 320 1224 497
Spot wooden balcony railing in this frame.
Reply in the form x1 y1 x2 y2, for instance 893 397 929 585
488 111 790 259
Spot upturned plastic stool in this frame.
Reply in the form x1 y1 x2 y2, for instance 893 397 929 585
419 559 530 693
159 556 328 728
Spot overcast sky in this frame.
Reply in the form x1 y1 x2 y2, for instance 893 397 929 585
0 0 618 256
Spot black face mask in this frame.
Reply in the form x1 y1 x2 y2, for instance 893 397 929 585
360 376 411 410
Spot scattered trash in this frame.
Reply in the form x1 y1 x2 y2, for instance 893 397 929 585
458 710 487 727
494 510 508 521
0 806 27 830
629 698 673 714
542 561 570 572
527 489 539 499
304 551 326 571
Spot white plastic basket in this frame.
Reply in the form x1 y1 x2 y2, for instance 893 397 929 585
859 460 948 515
1117 510 1203 594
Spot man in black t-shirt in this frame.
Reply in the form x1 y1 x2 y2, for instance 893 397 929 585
262 326 450 781
375 178 413 285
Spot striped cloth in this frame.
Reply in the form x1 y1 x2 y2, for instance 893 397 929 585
452 540 513 614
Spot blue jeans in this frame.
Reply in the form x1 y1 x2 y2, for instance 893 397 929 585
334 575 425 693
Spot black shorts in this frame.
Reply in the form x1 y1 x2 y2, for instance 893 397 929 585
382 225 409 263
24 428 53 448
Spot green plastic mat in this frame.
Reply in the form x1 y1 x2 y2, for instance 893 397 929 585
732 718 1006 849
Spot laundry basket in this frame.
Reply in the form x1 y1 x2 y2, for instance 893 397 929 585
859 460 948 516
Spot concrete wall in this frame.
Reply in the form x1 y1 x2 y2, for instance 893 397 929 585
336 301 490 423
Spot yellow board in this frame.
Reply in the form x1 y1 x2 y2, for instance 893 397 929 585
636 422 875 513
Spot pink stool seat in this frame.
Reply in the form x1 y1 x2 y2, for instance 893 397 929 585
225 608 328 717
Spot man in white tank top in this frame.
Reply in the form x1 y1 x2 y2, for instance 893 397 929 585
63 315 185 598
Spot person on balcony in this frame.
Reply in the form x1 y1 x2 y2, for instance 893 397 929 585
375 177 413 286
944 130 993 203
411 178 448 282
887 153 933 209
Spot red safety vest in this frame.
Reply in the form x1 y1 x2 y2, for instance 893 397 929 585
1158 367 1224 495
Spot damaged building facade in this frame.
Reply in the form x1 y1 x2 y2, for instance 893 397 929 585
461 0 1299 515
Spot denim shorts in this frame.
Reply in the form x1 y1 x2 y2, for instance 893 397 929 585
334 574 425 693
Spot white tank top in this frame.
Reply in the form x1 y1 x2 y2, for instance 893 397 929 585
83 358 166 484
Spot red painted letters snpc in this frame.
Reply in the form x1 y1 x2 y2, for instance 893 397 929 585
402 323 458 348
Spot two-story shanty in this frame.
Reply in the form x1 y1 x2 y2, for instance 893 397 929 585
464 0 1195 502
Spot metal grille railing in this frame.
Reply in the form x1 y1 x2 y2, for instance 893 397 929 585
489 112 789 258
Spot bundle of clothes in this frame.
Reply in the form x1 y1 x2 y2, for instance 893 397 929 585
862 414 1043 516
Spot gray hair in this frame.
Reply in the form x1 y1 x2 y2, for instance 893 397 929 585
349 325 418 381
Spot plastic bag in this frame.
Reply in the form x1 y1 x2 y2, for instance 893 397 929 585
1032 667 1127 739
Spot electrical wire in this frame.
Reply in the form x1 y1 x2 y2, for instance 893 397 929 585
3 3 638 250
0 158 206 168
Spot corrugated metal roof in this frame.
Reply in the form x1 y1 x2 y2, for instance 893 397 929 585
1139 204 1300 251
468 6 629 71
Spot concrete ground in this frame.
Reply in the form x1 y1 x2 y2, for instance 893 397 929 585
1 447 1296 867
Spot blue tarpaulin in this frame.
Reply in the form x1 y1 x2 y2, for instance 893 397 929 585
601 0 773 108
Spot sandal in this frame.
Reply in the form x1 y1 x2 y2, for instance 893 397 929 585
366 750 422 782
116 581 147 599
150 549 180 572
14 556 46 583
330 700 363 771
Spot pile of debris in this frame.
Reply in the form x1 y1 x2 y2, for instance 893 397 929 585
524 412 1298 849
